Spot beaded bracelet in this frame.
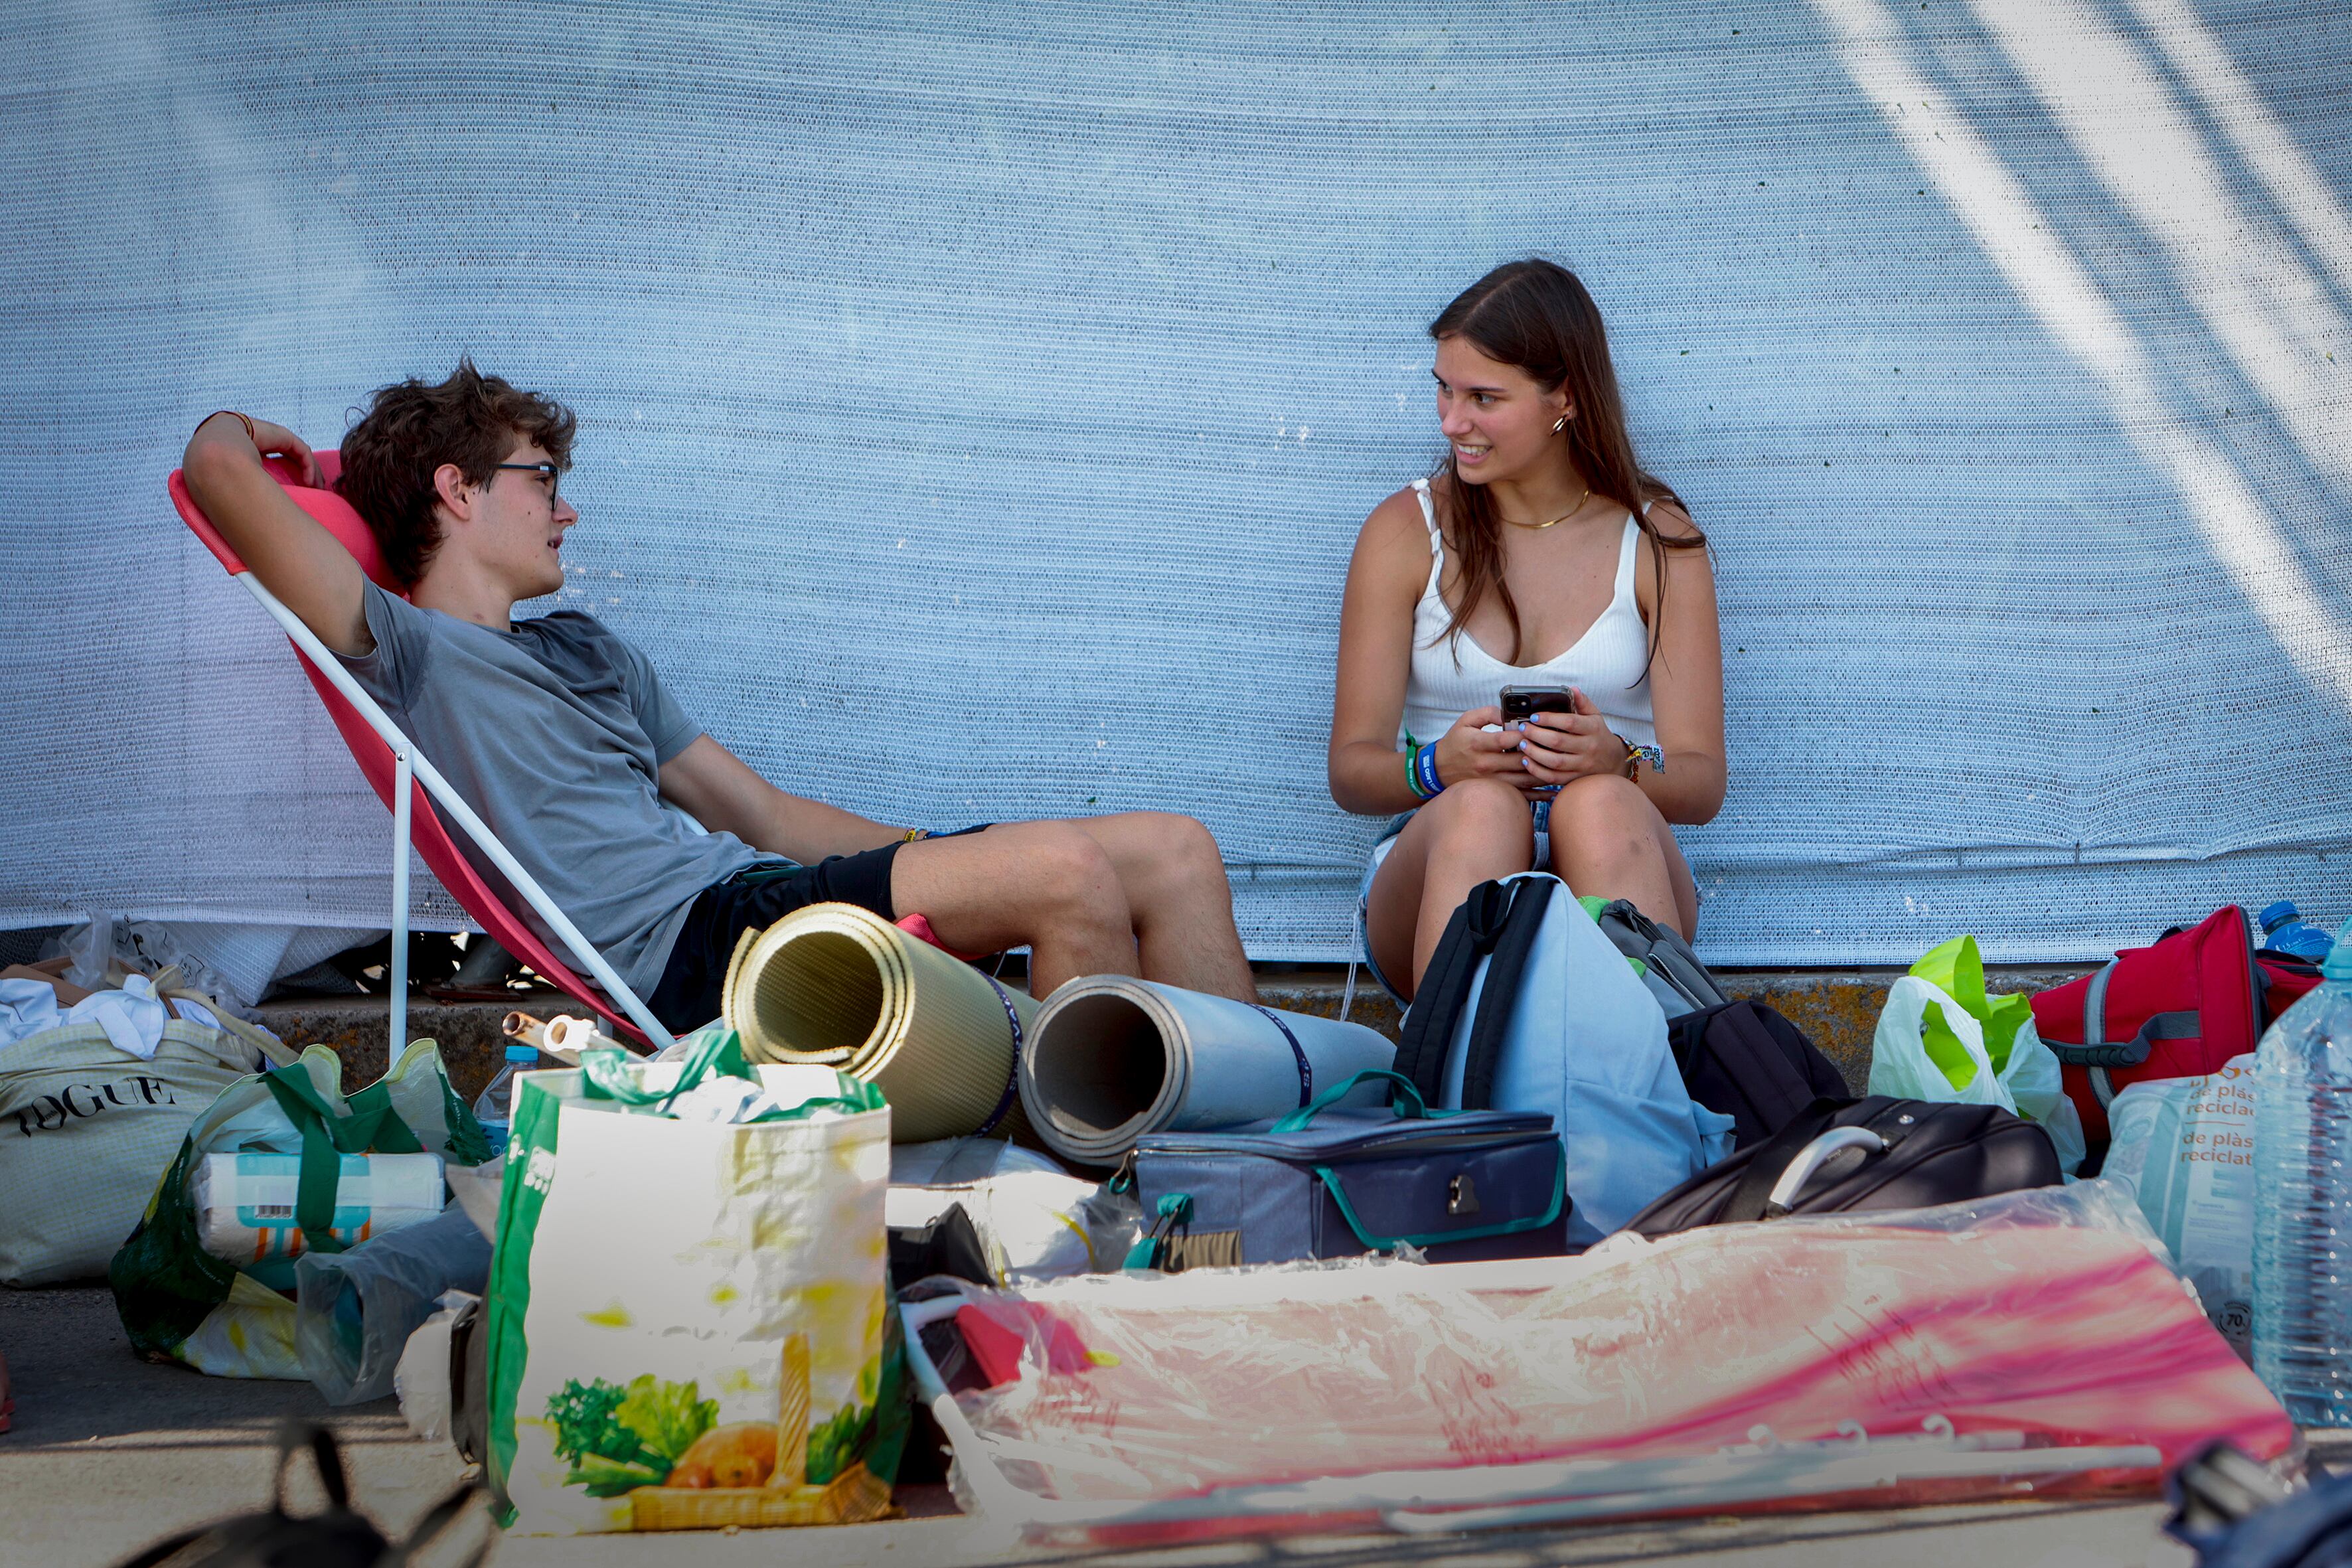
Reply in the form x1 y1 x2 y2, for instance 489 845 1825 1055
1608 732 1668 779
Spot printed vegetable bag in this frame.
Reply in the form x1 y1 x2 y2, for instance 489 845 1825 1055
1869 934 2088 1174
108 1040 489 1377
486 1026 905 1535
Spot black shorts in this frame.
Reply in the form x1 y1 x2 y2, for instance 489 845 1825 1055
646 826 989 1033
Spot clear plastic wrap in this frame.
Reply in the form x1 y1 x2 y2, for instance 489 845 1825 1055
905 1181 2291 1542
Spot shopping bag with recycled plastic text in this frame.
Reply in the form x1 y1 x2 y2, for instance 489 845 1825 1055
2102 1056 2258 1360
108 1040 490 1378
485 1026 906 1536
1869 935 2088 1175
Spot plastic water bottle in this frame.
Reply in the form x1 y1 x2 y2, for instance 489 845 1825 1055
471 1044 538 1156
2252 918 2352 1421
2258 900 2337 961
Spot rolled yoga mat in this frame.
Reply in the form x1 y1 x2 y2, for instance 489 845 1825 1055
1018 977 1397 1165
722 903 1039 1144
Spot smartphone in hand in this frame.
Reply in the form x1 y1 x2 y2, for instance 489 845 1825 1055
1500 685 1577 727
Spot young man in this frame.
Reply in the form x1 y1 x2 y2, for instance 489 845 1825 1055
182 362 1257 1031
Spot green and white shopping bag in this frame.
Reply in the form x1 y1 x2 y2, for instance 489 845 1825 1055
486 1026 906 1535
108 1040 489 1378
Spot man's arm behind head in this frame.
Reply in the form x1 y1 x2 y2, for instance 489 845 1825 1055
182 412 370 657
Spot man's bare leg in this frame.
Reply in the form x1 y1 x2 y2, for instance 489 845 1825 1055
1068 813 1255 1002
889 821 1139 998
890 814 1255 1002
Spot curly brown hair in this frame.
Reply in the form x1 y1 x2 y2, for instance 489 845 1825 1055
336 358 577 589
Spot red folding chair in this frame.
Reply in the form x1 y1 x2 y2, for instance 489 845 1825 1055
169 452 672 1051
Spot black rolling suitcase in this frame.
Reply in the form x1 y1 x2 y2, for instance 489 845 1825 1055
1626 1095 2061 1236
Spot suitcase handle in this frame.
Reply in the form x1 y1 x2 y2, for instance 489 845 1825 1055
1763 1127 1888 1218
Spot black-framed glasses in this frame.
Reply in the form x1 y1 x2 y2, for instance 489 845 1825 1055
493 461 561 500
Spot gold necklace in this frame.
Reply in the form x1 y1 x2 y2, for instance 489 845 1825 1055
1500 486 1591 530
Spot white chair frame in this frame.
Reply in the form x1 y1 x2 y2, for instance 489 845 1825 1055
232 570 676 1054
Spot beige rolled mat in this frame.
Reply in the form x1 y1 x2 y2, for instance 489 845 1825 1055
722 903 1038 1144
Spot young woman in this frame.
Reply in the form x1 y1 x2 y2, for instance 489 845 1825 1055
1329 260 1726 1001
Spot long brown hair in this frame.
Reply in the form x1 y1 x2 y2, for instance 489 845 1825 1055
1426 259 1704 665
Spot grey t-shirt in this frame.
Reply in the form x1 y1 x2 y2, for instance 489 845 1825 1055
339 582 763 998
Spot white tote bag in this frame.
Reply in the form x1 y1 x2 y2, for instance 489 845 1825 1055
486 1028 901 1535
0 1018 266 1285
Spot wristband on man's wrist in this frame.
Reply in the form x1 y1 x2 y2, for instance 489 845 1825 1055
197 409 260 449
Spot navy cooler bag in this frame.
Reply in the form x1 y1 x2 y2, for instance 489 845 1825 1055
1122 1069 1568 1271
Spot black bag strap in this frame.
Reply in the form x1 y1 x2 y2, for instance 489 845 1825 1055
380 1484 493 1568
1393 877 1522 1105
2038 956 2191 1063
1665 1000 1731 1077
1456 878 1557 1111
2043 1012 2202 1068
114 1531 209 1568
1720 1097 1855 1224
274 1419 353 1516
112 1425 355 1568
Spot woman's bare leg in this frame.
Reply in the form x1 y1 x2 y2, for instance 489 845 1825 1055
1547 774 1699 937
1364 777 1539 1001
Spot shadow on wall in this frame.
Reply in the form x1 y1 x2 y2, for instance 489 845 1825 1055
1814 0 2352 716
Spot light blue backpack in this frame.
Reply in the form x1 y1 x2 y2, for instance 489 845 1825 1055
1393 873 1733 1246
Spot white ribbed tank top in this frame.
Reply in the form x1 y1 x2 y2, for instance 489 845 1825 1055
1399 477 1658 752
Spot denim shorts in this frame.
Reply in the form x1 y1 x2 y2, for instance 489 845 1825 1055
1353 801 1554 1006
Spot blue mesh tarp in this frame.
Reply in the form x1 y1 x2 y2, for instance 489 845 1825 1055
3 0 2348 963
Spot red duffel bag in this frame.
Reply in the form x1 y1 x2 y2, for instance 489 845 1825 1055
2031 906 2264 1144
2259 951 2325 1018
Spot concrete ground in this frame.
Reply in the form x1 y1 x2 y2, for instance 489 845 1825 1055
5 1285 2209 1568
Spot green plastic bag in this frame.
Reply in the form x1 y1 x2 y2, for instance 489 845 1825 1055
1868 935 2088 1175
485 1026 907 1535
108 1040 489 1378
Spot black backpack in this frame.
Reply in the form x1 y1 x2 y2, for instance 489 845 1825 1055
1668 999 1851 1147
116 1421 487 1568
1626 1096 2062 1235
